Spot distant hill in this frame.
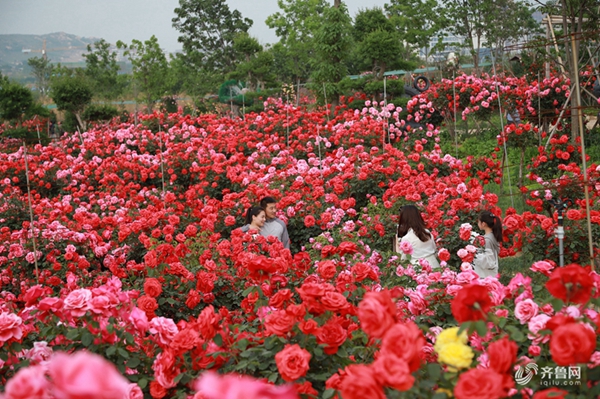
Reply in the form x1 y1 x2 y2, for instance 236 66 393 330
0 32 101 80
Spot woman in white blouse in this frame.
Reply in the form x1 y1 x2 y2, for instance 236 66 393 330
396 205 440 268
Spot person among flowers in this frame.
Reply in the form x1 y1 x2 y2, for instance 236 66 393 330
241 206 266 235
259 196 290 249
472 210 502 278
395 205 440 268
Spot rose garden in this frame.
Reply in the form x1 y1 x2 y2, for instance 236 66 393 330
0 71 599 398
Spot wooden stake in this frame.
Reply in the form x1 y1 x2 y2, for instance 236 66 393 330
22 141 40 283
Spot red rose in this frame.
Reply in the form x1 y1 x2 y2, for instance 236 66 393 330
321 291 350 311
264 310 296 337
381 322 424 372
372 353 415 391
454 368 504 399
358 291 397 339
317 319 347 354
451 284 493 322
143 278 163 298
185 290 200 309
304 215 316 227
351 262 371 281
321 245 337 258
339 364 385 399
532 388 568 399
317 260 337 280
550 322 596 365
546 264 593 304
170 328 200 354
299 319 319 335
545 314 576 331
487 336 518 374
337 241 358 255
275 344 312 382
268 289 292 309
137 295 158 318
149 381 167 399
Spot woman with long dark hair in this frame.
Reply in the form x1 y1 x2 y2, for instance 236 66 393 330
396 205 440 268
473 210 502 278
241 206 266 233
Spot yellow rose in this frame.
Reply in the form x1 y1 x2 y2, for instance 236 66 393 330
434 327 468 353
437 342 474 371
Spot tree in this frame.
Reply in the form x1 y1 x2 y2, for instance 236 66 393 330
50 74 93 131
83 39 124 101
266 0 328 83
385 0 447 63
352 8 408 78
27 56 53 98
172 0 252 74
482 0 538 59
310 3 352 108
0 80 34 126
229 33 276 91
117 36 170 112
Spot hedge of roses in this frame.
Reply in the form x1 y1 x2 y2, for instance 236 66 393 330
0 73 599 398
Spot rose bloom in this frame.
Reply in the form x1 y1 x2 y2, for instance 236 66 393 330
4 364 49 399
399 241 413 255
0 312 24 343
275 344 312 382
514 298 539 324
321 291 350 311
381 322 425 372
546 264 593 304
48 351 130 399
433 327 468 352
143 278 163 298
264 310 296 337
339 364 385 399
194 371 297 399
530 260 555 276
317 319 347 354
454 368 505 399
316 260 337 280
438 248 451 262
550 322 596 365
487 336 518 374
63 289 93 317
357 291 397 339
149 317 179 346
372 353 414 391
437 342 474 371
451 284 493 322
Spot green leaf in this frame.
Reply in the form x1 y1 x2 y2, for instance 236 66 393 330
323 389 336 399
268 372 279 383
213 334 223 347
241 286 256 296
427 363 441 380
138 378 148 389
550 298 564 312
117 348 130 359
127 357 140 368
474 320 487 337
81 332 93 347
106 346 117 357
66 329 80 341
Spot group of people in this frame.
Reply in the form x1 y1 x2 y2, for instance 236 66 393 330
395 205 502 278
240 196 290 249
239 200 501 279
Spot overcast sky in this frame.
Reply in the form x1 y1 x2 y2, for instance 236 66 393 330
0 0 387 53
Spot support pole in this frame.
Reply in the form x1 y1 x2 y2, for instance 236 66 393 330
570 33 595 268
22 142 40 283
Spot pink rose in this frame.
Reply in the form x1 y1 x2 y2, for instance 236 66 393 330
399 241 413 255
194 371 298 399
5 365 49 399
528 314 551 344
0 312 23 343
514 299 539 324
530 260 555 276
127 383 144 399
149 317 179 346
48 352 130 399
25 341 53 364
63 289 92 317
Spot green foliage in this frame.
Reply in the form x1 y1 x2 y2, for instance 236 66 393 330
172 0 252 73
266 0 327 82
83 39 124 101
82 104 119 122
27 56 53 97
309 3 352 104
49 74 93 131
0 81 34 124
117 36 170 112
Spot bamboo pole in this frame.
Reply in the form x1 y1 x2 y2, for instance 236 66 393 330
22 142 40 283
570 33 595 269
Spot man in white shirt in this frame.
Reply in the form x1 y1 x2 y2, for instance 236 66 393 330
259 196 290 249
